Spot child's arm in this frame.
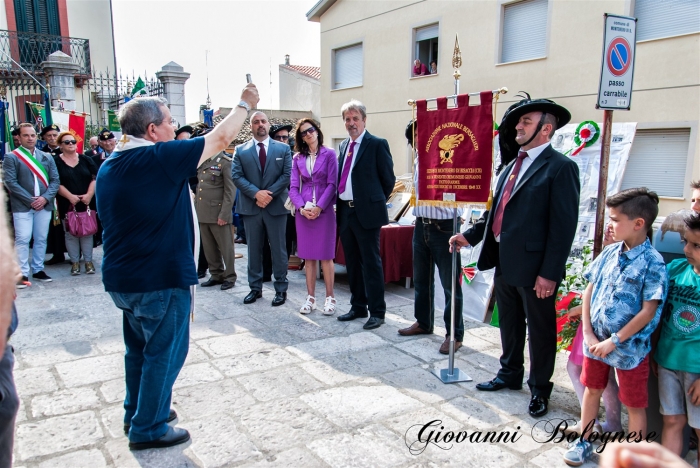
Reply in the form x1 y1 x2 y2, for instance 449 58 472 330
689 378 700 406
581 283 599 347
590 299 660 358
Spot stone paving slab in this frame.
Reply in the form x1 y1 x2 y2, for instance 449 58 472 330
9 247 623 467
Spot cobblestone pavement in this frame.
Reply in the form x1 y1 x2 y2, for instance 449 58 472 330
11 246 612 467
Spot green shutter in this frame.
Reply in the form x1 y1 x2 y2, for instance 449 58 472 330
13 0 29 32
46 0 60 36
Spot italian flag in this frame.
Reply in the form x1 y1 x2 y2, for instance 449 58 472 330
28 103 87 154
14 146 49 187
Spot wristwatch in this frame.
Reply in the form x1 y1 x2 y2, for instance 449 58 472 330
610 332 621 346
237 100 251 112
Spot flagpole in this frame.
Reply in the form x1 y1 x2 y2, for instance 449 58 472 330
0 49 48 91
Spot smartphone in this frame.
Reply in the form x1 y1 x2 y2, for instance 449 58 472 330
246 74 252 84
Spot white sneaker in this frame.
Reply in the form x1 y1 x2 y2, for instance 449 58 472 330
323 296 336 315
300 295 316 314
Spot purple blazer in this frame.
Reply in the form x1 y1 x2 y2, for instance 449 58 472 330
289 146 338 211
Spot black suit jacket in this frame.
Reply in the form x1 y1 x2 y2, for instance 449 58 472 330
338 131 395 230
469 145 580 287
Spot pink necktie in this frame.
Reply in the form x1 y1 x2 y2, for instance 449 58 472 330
338 141 356 194
491 151 528 238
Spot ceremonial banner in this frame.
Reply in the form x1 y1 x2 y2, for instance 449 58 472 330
28 104 87 153
106 110 123 141
416 92 493 206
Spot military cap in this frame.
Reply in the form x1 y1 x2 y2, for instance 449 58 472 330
175 125 194 137
10 128 19 136
40 124 60 136
269 124 293 138
98 128 115 141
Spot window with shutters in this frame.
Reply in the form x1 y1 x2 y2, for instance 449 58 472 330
500 0 548 64
413 24 439 76
634 0 699 42
620 128 691 197
332 43 363 90
14 0 61 36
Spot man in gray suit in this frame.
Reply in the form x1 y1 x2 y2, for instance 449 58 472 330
2 123 60 287
232 111 292 306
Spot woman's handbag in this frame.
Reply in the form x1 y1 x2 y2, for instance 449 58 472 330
65 204 98 238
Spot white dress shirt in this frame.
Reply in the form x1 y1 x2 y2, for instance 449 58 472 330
338 129 366 201
254 136 270 161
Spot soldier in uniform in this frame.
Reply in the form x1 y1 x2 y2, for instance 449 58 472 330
91 129 116 170
195 149 238 290
40 124 62 157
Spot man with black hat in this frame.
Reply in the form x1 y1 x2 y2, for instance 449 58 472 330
450 95 580 418
40 124 62 157
91 129 116 169
175 125 193 141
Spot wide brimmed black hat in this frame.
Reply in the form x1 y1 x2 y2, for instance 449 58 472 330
175 125 194 137
498 93 571 171
40 124 60 136
405 120 417 145
270 124 293 138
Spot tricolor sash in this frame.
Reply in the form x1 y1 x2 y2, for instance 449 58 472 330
13 147 49 188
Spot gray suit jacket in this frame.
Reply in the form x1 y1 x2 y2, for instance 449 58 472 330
231 138 292 216
2 148 60 212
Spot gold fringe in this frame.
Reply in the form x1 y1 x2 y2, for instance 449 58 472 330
410 104 417 207
414 200 488 208
486 189 493 210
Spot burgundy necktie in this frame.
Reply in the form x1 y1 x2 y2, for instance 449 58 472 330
258 142 266 171
338 141 356 194
491 151 528 238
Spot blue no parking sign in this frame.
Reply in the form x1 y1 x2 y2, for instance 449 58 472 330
597 14 637 110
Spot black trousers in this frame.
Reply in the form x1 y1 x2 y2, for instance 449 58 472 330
338 204 386 318
494 273 559 399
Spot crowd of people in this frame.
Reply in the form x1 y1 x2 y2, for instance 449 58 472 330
0 82 698 467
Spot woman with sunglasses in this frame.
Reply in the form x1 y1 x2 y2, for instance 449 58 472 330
289 118 338 315
55 132 98 275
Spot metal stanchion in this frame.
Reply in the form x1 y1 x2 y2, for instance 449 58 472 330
432 207 472 384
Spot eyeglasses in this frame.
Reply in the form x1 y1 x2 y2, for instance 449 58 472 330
61 140 77 145
300 127 316 137
169 118 178 127
274 135 289 141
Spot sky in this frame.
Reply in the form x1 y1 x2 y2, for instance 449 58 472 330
111 0 321 123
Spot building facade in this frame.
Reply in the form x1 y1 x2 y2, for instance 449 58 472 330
307 0 699 215
279 55 321 120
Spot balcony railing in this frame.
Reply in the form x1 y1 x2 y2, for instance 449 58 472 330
0 30 91 77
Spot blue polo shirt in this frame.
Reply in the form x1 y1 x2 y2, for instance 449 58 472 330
96 137 205 293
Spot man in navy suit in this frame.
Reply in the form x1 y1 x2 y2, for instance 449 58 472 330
336 100 396 330
451 96 580 418
232 111 292 306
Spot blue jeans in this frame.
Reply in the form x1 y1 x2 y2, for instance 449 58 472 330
109 288 191 443
13 209 52 276
413 219 464 341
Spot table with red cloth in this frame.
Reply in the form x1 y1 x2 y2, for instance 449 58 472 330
335 224 414 283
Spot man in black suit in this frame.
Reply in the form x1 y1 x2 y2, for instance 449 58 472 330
450 96 580 418
336 100 396 330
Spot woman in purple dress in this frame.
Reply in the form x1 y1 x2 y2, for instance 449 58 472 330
289 118 338 315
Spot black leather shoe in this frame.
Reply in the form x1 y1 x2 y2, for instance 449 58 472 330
129 426 190 450
200 278 223 287
45 255 66 265
197 271 207 279
220 281 235 291
528 396 549 418
271 292 287 307
475 377 523 392
363 317 384 330
337 310 369 322
124 409 177 435
244 290 262 304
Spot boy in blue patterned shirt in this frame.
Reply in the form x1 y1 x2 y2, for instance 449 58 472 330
564 188 668 466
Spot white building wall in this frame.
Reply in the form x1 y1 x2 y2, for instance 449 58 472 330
279 67 321 120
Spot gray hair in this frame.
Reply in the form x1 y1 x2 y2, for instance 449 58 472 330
340 99 366 120
543 113 558 139
119 97 169 137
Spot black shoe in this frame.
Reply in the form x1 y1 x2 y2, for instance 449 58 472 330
475 377 522 392
244 290 262 304
197 271 207 279
363 317 384 330
337 310 369 322
124 409 177 436
271 292 287 307
262 276 272 283
200 278 223 287
528 396 549 418
220 281 235 291
129 426 190 451
32 271 52 282
234 237 246 244
44 255 66 265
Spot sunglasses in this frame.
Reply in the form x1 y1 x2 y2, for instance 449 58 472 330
61 140 77 145
274 135 289 141
300 127 316 137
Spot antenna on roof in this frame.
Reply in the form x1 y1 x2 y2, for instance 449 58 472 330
205 50 211 109
269 56 273 110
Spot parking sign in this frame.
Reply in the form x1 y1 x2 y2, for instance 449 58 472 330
597 14 637 110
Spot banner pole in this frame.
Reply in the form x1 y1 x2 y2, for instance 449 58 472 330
593 109 613 259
